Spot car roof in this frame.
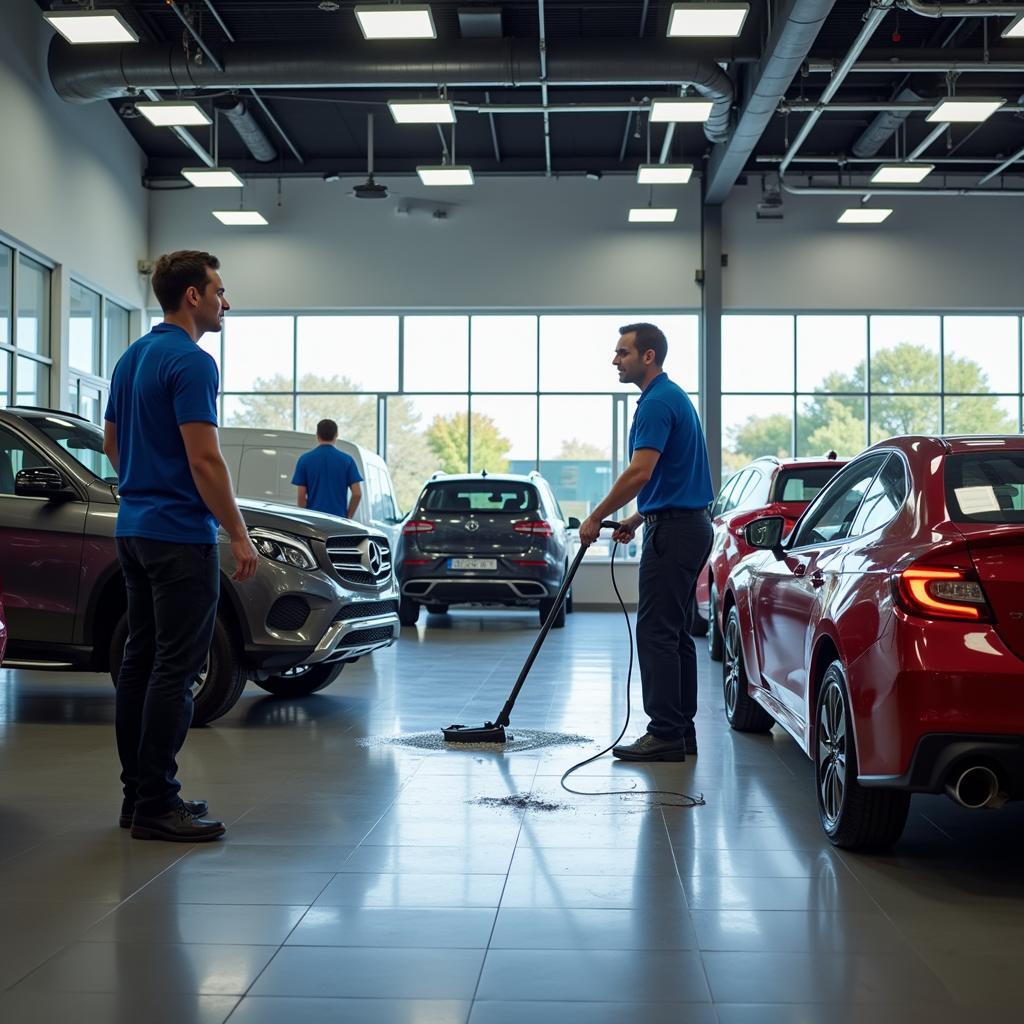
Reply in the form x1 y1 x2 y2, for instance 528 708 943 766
865 435 1024 456
424 474 541 486
744 455 847 472
2 406 91 424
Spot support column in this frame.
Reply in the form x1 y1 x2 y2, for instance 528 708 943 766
700 202 723 491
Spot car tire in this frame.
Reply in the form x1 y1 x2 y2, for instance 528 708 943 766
815 660 910 851
707 584 724 662
722 605 775 733
109 611 248 727
399 597 420 627
538 597 566 629
255 661 346 698
425 603 449 615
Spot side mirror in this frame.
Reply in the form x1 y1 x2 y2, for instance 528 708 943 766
567 516 581 529
744 516 785 553
15 466 77 501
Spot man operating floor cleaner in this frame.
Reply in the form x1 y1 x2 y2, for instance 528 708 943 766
578 323 714 762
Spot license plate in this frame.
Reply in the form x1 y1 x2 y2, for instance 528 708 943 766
449 558 497 570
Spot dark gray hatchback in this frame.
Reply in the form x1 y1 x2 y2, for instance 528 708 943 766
396 472 579 628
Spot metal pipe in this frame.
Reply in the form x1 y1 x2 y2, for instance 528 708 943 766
757 154 1011 163
216 98 276 162
165 0 224 73
783 100 1024 112
946 765 1003 809
461 102 649 114
779 0 896 175
978 140 1024 183
538 0 552 176
618 0 651 164
806 58 1024 72
484 90 501 162
908 121 947 159
900 0 1024 18
782 180 1024 195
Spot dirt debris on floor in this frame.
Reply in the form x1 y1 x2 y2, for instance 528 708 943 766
357 729 592 753
470 794 569 812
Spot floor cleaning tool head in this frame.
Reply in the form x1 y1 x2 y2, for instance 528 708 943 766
443 722 508 743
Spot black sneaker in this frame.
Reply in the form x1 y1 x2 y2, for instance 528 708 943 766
120 798 208 830
612 733 686 762
130 805 226 843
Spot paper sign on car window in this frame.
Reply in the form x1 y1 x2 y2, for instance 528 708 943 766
955 485 1000 514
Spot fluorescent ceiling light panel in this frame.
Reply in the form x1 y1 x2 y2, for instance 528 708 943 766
870 163 934 185
181 167 245 188
43 10 138 44
927 97 1005 123
629 208 679 223
417 165 475 185
667 3 750 37
636 164 694 184
1001 13 1024 38
213 211 268 226
650 98 715 123
388 100 456 124
355 4 436 39
136 101 212 127
838 208 892 224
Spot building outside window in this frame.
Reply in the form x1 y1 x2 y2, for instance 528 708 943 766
68 279 131 424
0 243 53 409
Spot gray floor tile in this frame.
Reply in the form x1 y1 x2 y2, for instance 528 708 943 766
287 906 497 948
683 874 877 912
469 1002 718 1024
249 946 486 998
82 903 308 945
133 869 335 905
228 997 471 1024
490 907 696 950
339 843 514 875
691 910 913 953
920 950 1024 1007
313 871 507 908
499 872 687 910
0 991 239 1024
715 1006 1024 1024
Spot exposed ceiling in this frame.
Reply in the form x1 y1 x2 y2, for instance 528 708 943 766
34 0 1024 197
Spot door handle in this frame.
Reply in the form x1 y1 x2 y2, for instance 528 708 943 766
810 570 825 588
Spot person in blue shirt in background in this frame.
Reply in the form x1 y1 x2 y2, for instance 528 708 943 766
103 250 259 842
579 323 714 762
292 419 363 520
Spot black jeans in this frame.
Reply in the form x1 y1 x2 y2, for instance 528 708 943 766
115 537 219 816
636 512 714 742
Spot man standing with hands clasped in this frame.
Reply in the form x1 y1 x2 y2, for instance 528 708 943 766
578 323 714 762
103 250 259 841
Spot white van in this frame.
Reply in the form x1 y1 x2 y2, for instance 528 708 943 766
218 428 404 550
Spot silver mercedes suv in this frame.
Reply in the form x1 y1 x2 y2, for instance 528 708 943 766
0 407 400 725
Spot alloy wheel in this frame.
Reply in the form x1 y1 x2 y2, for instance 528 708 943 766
817 679 847 828
723 615 741 717
190 657 210 700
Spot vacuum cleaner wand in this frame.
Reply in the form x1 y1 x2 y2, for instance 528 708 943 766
443 520 621 744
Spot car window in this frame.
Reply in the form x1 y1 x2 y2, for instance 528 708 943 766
748 468 773 507
15 416 115 483
422 482 539 513
774 464 844 503
711 473 740 517
791 454 887 547
0 425 49 494
722 471 752 514
851 455 908 536
945 451 1024 524
734 469 766 512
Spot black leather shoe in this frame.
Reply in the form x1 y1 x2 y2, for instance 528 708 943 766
130 805 226 842
120 798 208 829
683 728 698 756
612 733 686 762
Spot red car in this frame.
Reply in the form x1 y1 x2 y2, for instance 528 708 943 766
722 435 1024 850
696 455 844 660
0 583 6 666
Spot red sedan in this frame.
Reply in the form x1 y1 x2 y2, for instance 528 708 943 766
696 455 844 660
722 435 1024 850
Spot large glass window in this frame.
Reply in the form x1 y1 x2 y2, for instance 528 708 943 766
296 316 399 392
16 255 50 357
2 249 53 407
403 316 469 392
69 280 101 375
223 316 294 392
471 316 536 392
104 300 130 377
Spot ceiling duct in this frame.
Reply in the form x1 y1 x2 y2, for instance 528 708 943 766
48 37 736 143
215 98 277 162
851 87 922 157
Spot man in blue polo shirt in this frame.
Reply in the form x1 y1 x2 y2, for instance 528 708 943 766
579 322 714 761
292 419 363 519
103 250 258 841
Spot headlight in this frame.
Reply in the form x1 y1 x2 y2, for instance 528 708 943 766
248 528 318 571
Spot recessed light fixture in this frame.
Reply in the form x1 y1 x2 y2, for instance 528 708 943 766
838 208 892 224
926 97 1005 123
213 211 268 226
870 163 934 185
181 167 245 188
667 3 750 37
636 164 694 184
135 101 212 128
629 208 678 223
355 4 436 39
417 165 475 186
650 98 715 123
388 100 456 124
1001 13 1024 38
43 10 139 44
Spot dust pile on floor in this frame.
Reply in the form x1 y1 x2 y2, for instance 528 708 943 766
357 729 592 753
470 794 568 812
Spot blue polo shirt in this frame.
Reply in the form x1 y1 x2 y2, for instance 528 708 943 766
629 372 714 514
291 445 362 518
104 323 220 544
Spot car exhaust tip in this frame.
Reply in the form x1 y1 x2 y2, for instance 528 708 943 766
946 765 1006 810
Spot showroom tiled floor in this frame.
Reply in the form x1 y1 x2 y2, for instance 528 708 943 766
1 609 1024 1022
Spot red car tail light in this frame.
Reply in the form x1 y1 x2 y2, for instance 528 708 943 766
403 559 432 566
514 559 548 566
402 519 436 535
514 520 553 537
893 565 992 622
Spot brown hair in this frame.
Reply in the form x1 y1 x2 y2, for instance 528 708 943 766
619 322 668 366
152 250 220 312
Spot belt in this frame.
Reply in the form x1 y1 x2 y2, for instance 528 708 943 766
643 508 707 525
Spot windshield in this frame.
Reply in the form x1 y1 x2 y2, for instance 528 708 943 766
31 416 118 484
774 465 844 503
422 482 538 513
945 451 1024 524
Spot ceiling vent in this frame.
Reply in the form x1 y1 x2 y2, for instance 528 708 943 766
457 7 503 38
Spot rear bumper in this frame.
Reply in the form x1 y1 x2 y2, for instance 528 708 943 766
402 576 556 605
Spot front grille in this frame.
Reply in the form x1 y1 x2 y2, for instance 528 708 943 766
343 625 395 646
334 599 399 622
266 595 310 631
326 534 393 587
